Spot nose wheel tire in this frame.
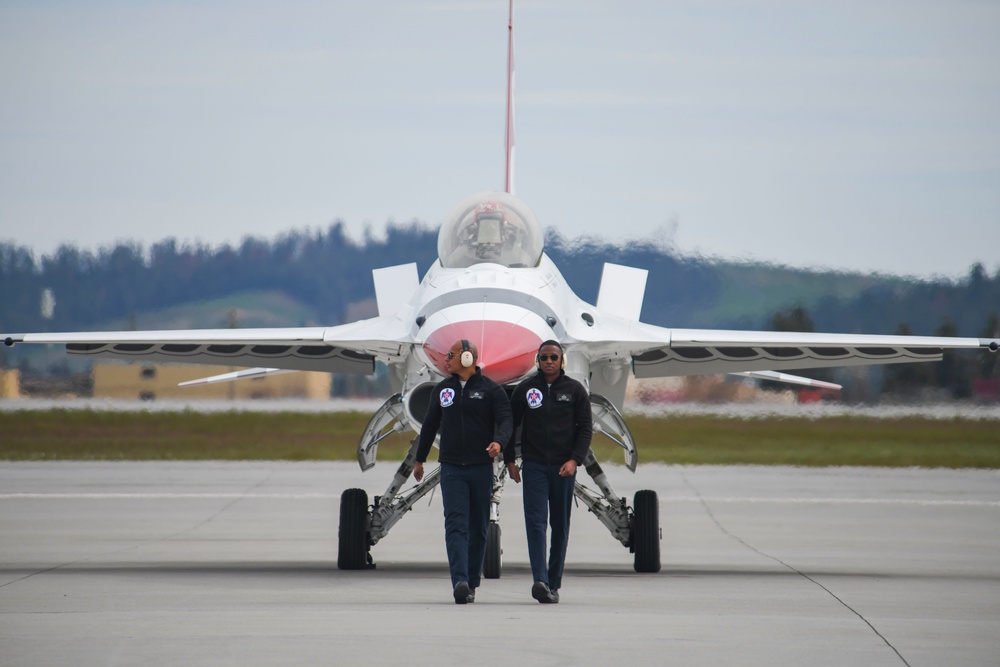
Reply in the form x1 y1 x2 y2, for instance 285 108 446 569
483 521 502 579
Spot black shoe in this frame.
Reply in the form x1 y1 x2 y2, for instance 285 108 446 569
466 588 476 604
454 581 470 605
531 580 557 604
550 588 559 603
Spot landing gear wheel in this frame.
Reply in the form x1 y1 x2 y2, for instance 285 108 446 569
632 489 661 573
483 521 502 579
338 488 370 570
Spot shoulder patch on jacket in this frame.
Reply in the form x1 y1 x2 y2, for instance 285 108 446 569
526 387 543 409
439 387 456 407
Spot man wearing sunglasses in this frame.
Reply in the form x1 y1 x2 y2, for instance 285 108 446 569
504 340 592 604
415 339 512 604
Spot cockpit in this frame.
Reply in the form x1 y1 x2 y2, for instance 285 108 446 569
437 191 544 268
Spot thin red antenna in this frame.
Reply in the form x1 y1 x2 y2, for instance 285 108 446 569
504 0 515 195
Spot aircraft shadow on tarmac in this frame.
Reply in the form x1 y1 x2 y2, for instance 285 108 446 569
3 561 970 582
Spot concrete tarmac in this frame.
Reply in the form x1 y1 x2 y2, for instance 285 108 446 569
1 462 998 667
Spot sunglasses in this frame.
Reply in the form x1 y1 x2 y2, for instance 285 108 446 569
445 352 457 359
537 354 561 362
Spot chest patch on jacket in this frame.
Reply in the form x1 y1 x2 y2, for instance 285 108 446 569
439 388 456 407
467 390 485 400
556 393 572 402
526 388 543 409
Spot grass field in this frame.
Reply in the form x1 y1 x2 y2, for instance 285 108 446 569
2 409 998 468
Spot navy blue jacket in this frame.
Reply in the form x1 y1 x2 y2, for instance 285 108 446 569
416 368 513 466
505 370 592 466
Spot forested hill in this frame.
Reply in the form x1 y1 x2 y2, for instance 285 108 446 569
1 224 998 343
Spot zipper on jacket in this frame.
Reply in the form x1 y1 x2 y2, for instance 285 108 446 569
459 380 467 460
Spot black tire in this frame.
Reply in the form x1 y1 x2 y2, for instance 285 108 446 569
632 489 661 573
483 521 502 579
338 488 370 570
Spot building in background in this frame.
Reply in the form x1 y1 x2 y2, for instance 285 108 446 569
0 369 20 399
92 364 330 401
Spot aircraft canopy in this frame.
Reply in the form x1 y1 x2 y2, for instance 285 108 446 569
438 191 543 268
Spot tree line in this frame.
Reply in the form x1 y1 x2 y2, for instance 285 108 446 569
767 304 999 401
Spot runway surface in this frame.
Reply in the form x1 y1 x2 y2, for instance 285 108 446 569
1 462 998 667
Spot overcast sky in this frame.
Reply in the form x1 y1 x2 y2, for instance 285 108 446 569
1 0 998 279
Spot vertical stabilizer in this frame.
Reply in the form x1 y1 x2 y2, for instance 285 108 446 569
504 0 516 195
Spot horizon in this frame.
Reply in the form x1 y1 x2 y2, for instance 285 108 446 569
2 217 993 284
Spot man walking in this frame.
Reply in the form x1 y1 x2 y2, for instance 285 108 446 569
505 340 592 604
415 339 512 604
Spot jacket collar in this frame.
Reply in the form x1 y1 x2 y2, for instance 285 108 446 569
451 367 482 382
535 368 565 383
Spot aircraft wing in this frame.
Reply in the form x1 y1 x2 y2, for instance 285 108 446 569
571 317 1000 379
2 315 415 376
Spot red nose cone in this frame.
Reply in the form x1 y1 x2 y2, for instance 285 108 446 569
424 320 542 384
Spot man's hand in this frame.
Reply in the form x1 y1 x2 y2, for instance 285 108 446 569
486 441 502 458
558 459 578 477
507 462 521 484
414 461 424 482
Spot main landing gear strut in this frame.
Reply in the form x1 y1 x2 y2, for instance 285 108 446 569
338 437 510 572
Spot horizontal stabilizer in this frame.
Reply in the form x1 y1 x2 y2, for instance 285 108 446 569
731 370 842 390
179 367 292 387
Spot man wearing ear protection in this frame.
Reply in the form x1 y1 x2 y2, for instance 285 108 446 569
504 340 592 604
415 339 512 604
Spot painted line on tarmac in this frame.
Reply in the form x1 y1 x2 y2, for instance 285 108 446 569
691 496 1000 507
0 493 997 507
0 493 338 499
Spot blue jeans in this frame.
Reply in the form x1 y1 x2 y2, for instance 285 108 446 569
521 459 575 590
439 462 493 589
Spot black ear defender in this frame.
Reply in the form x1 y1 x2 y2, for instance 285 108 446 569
460 339 475 368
